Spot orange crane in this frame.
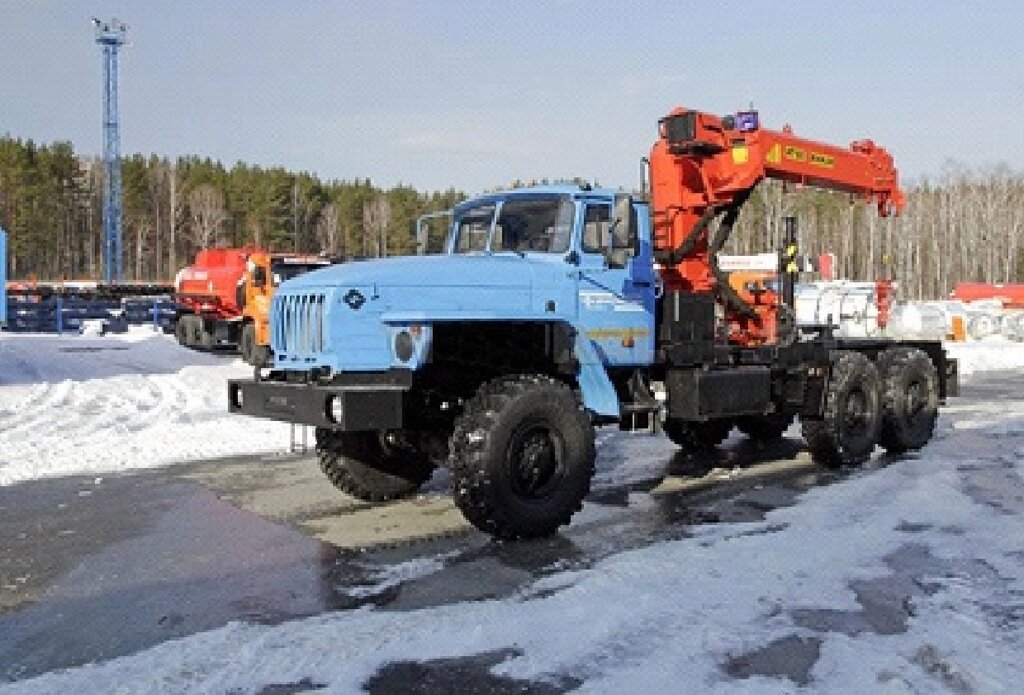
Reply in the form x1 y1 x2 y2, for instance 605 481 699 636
649 107 904 346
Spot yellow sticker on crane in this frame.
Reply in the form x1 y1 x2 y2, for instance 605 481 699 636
766 143 782 164
810 152 835 168
784 145 806 162
731 144 749 164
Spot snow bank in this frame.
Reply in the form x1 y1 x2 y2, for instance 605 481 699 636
0 328 290 486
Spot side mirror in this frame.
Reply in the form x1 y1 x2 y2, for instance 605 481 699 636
565 249 580 266
613 194 634 249
252 266 267 288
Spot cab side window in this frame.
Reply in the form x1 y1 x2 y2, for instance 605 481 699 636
582 204 636 269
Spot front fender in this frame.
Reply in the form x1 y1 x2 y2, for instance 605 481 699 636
573 336 620 418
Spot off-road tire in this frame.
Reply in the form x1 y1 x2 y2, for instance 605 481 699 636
251 345 271 369
876 347 939 453
315 429 435 502
239 323 256 365
663 418 732 451
802 351 882 467
448 375 596 540
736 413 793 441
174 316 191 346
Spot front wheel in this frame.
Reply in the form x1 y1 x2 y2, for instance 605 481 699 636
448 375 596 540
802 351 882 467
315 429 435 502
239 323 256 365
174 316 192 346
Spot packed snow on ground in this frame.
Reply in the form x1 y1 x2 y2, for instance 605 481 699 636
944 335 1024 375
0 327 291 486
2 334 1023 692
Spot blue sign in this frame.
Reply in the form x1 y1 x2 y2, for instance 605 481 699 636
735 111 760 132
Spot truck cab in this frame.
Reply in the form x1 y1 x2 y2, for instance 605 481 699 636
239 185 657 418
240 252 334 366
229 185 661 538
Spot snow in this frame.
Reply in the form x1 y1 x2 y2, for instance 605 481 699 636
6 405 1024 693
0 327 291 486
944 335 1024 375
1 329 1023 691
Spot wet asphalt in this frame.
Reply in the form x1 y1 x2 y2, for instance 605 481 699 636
0 371 1020 690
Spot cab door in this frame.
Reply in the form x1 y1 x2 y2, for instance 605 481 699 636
576 198 655 366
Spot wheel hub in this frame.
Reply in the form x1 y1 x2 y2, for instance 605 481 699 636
508 426 562 498
906 379 925 417
843 388 870 437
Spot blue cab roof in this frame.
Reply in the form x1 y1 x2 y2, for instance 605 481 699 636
455 185 621 212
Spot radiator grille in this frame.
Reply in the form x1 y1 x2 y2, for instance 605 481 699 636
274 292 326 359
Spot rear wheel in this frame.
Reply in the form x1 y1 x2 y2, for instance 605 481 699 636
663 418 732 451
876 347 939 453
802 351 881 467
736 413 793 441
448 375 595 540
315 429 435 502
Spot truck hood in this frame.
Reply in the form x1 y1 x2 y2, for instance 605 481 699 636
281 253 546 291
270 253 572 371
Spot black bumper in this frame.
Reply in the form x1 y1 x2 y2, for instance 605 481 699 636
228 378 405 431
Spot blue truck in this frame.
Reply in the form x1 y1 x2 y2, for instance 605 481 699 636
229 109 956 540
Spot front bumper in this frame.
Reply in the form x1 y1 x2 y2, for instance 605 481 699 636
228 376 406 431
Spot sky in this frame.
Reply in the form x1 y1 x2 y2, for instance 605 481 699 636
1 1 1022 193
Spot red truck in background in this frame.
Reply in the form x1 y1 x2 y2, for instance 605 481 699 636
951 282 1024 309
174 247 334 364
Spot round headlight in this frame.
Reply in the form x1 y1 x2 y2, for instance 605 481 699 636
329 395 343 424
394 330 414 362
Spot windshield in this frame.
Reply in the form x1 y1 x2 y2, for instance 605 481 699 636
453 204 494 253
452 195 575 254
494 196 574 253
271 261 330 285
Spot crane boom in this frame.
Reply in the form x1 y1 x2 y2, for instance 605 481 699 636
648 106 905 346
649 107 904 296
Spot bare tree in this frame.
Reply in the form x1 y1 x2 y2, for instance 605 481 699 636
315 202 341 255
188 183 227 249
168 164 179 272
362 196 391 257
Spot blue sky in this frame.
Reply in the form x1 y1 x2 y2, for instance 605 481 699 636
2 1 1021 192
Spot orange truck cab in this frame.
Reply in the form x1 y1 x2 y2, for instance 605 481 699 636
239 253 333 365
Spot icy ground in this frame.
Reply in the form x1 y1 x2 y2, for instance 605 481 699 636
0 328 291 486
1 331 1023 692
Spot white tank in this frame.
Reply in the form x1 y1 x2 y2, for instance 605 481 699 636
795 281 889 338
1003 312 1024 342
966 312 1000 340
888 302 949 340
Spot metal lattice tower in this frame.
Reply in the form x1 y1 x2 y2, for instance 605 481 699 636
93 17 127 283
